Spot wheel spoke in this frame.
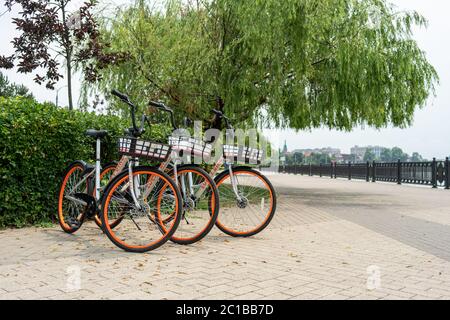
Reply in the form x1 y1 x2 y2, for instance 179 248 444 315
216 169 275 236
101 168 181 252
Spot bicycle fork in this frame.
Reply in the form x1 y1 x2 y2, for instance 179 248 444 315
126 159 142 210
228 165 243 202
112 157 143 210
194 158 242 202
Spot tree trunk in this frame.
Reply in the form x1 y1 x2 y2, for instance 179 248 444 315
60 1 73 110
67 56 73 110
210 96 225 130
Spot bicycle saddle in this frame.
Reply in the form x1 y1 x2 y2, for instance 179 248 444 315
85 129 108 139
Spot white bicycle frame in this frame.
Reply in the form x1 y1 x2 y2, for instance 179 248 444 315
145 152 242 202
142 151 209 204
75 139 244 210
206 156 242 201
65 137 142 210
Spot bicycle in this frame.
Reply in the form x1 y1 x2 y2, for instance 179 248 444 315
149 101 220 245
151 102 277 238
58 90 182 252
209 109 277 237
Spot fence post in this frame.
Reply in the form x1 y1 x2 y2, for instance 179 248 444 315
319 164 323 177
432 158 438 188
397 159 402 185
372 161 376 182
366 161 370 182
446 158 450 190
348 162 352 180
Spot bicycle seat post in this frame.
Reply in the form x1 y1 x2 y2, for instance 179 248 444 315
95 137 101 201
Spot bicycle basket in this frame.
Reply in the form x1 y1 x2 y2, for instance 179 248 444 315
223 145 264 164
118 137 171 161
169 136 213 159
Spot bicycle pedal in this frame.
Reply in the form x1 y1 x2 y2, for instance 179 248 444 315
86 207 98 219
74 193 97 218
66 217 81 229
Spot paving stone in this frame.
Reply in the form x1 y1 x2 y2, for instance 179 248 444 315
2 174 450 299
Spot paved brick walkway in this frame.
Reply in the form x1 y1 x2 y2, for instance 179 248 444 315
2 173 450 300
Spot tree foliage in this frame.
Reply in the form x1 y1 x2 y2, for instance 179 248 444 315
0 72 33 99
284 152 304 165
84 0 438 130
380 147 392 162
411 152 423 162
363 149 376 162
391 146 408 162
306 152 332 165
0 96 169 227
375 146 422 162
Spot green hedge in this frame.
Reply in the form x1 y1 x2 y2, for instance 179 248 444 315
0 97 169 227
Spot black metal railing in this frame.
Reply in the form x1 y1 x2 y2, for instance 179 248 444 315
278 158 450 189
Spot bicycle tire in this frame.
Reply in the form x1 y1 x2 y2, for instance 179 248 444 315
214 167 276 237
93 162 124 229
164 164 219 245
100 166 182 253
58 161 89 233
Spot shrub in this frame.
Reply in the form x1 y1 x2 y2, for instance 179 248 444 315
0 97 169 227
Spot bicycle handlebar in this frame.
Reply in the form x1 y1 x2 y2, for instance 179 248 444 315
148 100 167 110
149 101 234 131
111 89 145 137
149 100 177 130
111 89 129 101
211 109 233 129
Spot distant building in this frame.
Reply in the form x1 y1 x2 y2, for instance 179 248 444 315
282 140 288 155
280 140 289 165
292 147 341 158
350 145 384 162
340 154 356 163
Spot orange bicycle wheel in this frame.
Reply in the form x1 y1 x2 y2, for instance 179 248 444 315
100 166 182 252
58 161 89 233
93 163 124 229
157 165 219 245
214 167 276 237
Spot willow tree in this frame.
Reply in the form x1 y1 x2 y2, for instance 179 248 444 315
85 0 438 129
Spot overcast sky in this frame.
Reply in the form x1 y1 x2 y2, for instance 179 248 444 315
1 0 449 159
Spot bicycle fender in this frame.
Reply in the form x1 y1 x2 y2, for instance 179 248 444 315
213 166 257 183
231 165 253 171
61 160 88 176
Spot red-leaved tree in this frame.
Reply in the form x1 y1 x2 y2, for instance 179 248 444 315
0 0 128 110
